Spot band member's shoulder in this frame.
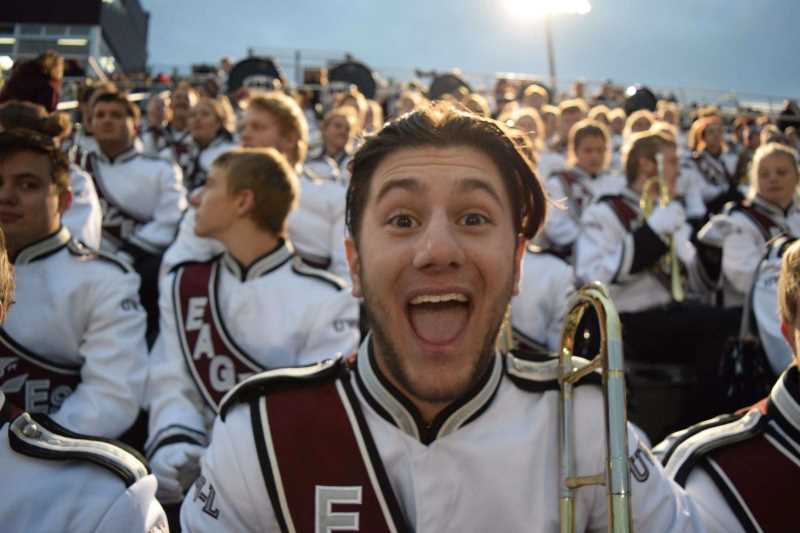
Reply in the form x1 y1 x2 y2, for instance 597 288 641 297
291 256 348 291
67 240 134 274
219 357 345 420
660 409 764 486
8 411 150 487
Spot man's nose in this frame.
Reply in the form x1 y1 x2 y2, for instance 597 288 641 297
412 211 465 271
190 187 204 207
0 182 17 204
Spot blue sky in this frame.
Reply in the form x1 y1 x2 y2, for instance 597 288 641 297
140 0 799 101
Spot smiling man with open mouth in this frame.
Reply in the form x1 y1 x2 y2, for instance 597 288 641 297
181 102 709 533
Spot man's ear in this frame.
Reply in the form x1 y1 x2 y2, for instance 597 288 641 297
58 188 73 214
235 189 255 217
512 234 526 296
345 236 362 298
781 321 797 356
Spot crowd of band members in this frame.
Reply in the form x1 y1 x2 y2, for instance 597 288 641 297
1 49 800 530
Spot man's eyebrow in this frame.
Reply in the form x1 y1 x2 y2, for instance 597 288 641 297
458 177 503 205
7 172 45 181
375 177 424 203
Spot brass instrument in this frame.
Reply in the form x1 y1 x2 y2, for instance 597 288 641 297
638 154 684 302
559 282 632 533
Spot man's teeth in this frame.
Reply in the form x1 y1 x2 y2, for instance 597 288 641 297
409 293 468 305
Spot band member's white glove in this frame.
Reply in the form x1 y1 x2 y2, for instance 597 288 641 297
150 442 205 504
646 202 686 241
672 222 696 266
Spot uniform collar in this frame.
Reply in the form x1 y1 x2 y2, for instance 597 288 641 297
620 186 642 207
94 145 139 165
568 165 599 182
195 132 231 152
13 226 71 265
751 194 797 219
354 334 504 445
221 239 294 282
769 365 800 436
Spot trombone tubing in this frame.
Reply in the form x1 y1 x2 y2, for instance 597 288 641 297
558 283 632 533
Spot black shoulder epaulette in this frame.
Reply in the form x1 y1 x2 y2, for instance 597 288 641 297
67 240 133 274
219 357 344 420
504 351 601 393
291 256 347 291
168 253 223 275
654 412 744 467
8 412 150 487
663 409 765 487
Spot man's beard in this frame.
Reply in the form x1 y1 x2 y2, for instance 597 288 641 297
360 264 515 407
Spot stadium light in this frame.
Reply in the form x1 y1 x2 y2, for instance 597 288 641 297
505 0 592 95
57 38 88 46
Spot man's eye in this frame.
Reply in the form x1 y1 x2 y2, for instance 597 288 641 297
461 213 489 226
387 214 416 228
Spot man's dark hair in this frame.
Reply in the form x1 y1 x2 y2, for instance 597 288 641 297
0 128 70 193
346 102 547 242
90 91 141 123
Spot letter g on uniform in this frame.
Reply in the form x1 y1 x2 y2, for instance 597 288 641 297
315 485 362 532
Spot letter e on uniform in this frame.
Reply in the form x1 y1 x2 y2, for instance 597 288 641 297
315 485 362 532
186 297 208 330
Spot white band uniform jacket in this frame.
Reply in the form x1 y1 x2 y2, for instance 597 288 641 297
161 134 237 191
65 163 103 250
180 337 707 532
700 195 800 307
576 187 714 313
160 167 350 281
543 166 625 252
88 146 187 255
658 366 800 533
146 239 360 454
286 171 349 279
4 226 148 438
0 392 167 533
511 245 575 353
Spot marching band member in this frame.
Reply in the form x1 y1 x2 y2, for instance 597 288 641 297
84 90 187 337
683 116 742 215
162 91 352 281
0 129 147 439
180 96 238 191
575 130 735 424
699 142 800 307
542 118 624 258
658 238 800 533
159 84 197 166
750 236 797 375
538 98 588 179
521 83 549 111
0 100 103 249
0 225 168 532
146 148 359 507
141 91 172 155
511 244 575 355
180 103 706 532
303 106 357 184
622 109 655 143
